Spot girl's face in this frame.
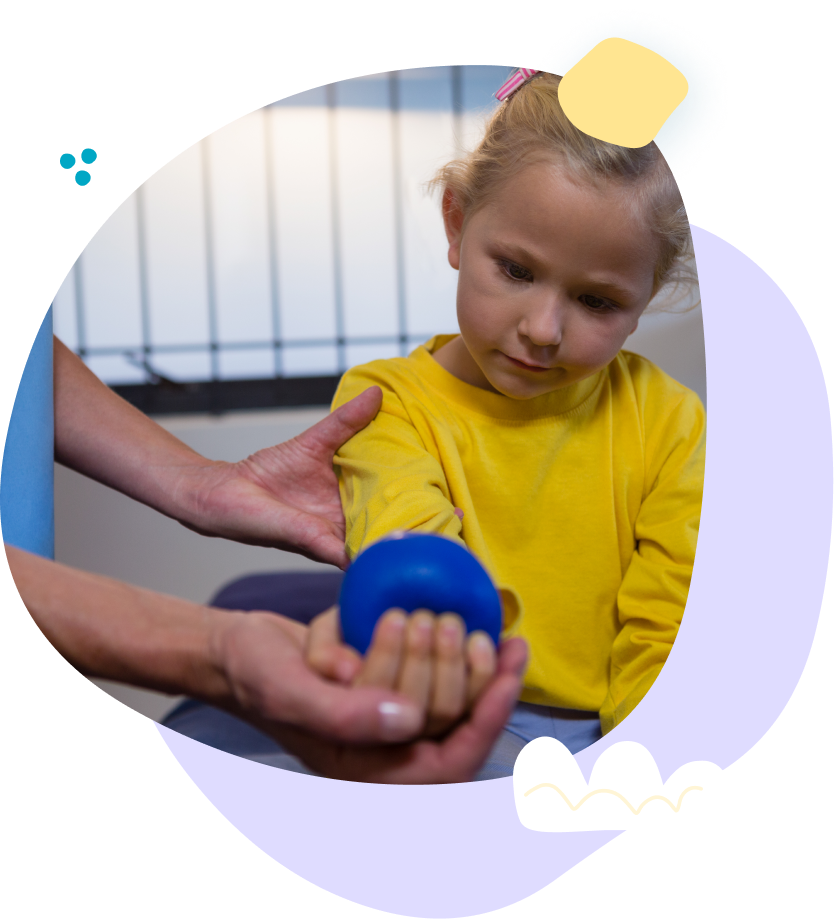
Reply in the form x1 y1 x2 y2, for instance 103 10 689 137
439 161 660 400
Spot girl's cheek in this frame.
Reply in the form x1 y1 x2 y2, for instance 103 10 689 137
473 304 510 340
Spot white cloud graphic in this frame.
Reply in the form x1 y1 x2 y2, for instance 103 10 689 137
513 737 722 832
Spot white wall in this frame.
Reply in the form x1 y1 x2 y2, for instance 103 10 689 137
51 67 512 384
628 302 705 404
56 407 333 603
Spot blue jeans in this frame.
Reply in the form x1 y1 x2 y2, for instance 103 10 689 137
472 702 601 780
162 699 601 780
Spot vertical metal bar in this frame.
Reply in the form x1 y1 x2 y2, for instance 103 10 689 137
326 82 347 373
451 65 464 154
200 137 220 381
388 71 408 356
135 185 153 382
72 255 87 358
263 105 283 377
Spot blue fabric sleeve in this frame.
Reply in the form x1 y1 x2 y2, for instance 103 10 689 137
1 309 54 558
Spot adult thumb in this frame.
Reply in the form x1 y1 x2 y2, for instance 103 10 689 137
298 386 383 455
280 661 424 744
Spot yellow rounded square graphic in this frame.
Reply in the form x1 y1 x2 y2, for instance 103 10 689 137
558 38 688 148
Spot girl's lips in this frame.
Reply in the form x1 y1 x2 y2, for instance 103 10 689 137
503 353 552 372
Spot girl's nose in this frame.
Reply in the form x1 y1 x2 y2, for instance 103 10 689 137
518 298 564 348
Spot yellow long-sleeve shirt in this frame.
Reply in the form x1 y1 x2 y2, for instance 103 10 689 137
332 335 705 733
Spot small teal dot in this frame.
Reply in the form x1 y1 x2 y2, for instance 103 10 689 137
81 148 97 164
75 170 91 186
60 153 76 169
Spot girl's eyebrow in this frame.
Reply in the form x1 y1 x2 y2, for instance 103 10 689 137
492 242 540 265
582 278 642 302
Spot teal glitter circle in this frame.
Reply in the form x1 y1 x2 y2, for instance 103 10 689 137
75 171 91 186
81 148 97 164
538 10 727 179
60 153 75 169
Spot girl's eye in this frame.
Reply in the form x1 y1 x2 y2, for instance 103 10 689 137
579 294 616 312
501 260 534 282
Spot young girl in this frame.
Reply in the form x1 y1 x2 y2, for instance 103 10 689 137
311 70 704 780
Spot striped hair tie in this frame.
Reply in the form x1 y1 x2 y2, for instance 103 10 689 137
494 68 540 102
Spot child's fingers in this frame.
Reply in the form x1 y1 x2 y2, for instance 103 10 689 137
353 609 408 689
426 613 468 736
305 606 363 683
465 630 497 707
396 610 436 711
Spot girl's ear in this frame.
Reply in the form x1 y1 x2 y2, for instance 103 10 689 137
442 188 464 270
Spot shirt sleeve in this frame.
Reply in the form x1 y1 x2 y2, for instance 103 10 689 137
598 390 706 734
332 366 463 561
331 366 522 634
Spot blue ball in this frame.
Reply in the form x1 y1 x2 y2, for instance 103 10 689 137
81 148 97 164
75 170 91 186
339 532 503 654
60 153 75 169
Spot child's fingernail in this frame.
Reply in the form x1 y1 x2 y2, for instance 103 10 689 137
471 633 494 656
336 659 355 682
378 700 422 740
375 610 406 641
439 616 463 645
406 613 434 653
414 613 434 634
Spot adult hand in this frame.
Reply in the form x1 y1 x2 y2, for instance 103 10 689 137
263 636 528 784
210 608 425 744
212 609 526 775
54 337 382 569
176 386 383 569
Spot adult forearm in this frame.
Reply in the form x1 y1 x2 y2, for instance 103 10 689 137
6 544 232 702
53 337 216 522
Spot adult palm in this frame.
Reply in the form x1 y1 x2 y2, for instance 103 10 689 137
183 387 383 569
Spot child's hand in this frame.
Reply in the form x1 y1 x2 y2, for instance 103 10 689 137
306 607 497 737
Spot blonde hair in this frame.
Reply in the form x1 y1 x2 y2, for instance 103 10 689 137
430 72 696 301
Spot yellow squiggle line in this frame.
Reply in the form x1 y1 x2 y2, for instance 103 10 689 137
523 783 703 814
